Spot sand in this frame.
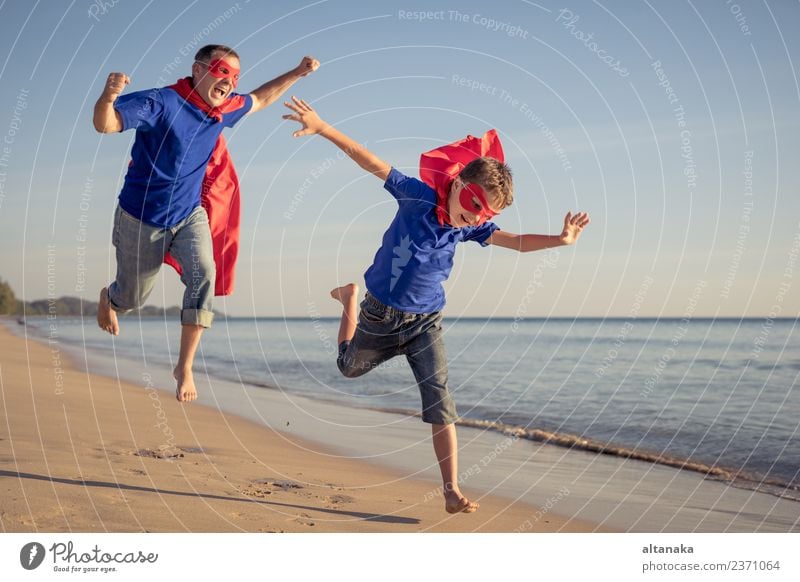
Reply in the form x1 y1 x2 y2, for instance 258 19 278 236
0 321 601 533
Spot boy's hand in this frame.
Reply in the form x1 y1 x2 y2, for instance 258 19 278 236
559 211 590 245
295 56 320 77
282 96 326 137
101 72 130 102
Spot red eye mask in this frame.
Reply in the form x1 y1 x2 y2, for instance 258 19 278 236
202 58 240 88
459 182 497 222
419 129 505 227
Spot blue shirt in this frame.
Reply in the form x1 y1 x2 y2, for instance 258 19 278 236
364 168 499 313
114 87 252 228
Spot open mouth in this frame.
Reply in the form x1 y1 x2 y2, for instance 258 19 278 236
213 87 228 98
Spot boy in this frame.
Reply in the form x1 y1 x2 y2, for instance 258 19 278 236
283 96 589 514
94 45 318 403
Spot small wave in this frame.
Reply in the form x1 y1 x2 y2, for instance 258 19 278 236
366 405 800 503
751 360 800 372
459 419 800 502
241 378 280 390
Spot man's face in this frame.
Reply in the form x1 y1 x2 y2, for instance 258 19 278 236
192 53 241 108
446 177 500 228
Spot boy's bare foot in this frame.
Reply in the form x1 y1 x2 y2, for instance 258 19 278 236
330 283 359 305
444 492 479 514
97 287 119 335
174 367 198 403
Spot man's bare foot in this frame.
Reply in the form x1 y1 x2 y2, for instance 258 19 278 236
97 287 119 335
174 367 198 403
444 491 479 514
330 283 359 305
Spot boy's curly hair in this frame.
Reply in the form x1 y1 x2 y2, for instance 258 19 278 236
458 157 514 210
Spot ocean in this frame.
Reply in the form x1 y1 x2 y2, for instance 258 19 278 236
21 315 800 502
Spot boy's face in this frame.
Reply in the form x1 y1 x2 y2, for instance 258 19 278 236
191 53 241 108
447 176 501 228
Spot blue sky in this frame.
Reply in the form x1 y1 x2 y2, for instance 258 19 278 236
0 0 798 318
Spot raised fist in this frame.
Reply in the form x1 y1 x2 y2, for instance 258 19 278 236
296 57 319 77
103 72 130 100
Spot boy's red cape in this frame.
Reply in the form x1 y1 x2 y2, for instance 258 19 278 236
419 129 505 226
163 77 245 296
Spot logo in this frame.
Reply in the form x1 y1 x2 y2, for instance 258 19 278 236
390 235 412 291
20 542 46 570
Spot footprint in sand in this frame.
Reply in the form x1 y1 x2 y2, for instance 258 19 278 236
324 494 355 507
262 479 304 491
241 478 308 499
288 512 315 527
134 445 185 460
240 485 273 499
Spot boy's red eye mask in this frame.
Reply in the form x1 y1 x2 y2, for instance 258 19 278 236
200 58 240 88
460 182 497 222
418 129 505 227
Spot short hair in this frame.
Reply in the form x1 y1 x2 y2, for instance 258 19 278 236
194 44 240 63
459 157 514 210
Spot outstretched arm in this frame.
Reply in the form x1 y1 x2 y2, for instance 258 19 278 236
248 56 319 114
93 72 129 133
487 211 590 252
283 96 392 181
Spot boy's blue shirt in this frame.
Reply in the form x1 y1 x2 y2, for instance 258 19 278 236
113 87 252 228
364 167 499 313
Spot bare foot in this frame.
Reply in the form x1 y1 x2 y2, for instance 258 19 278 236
330 283 359 305
174 368 198 403
444 491 479 514
97 287 119 335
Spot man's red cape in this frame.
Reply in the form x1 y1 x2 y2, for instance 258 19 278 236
163 77 245 296
418 129 505 226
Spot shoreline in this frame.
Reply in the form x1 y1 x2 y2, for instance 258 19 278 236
3 318 798 532
22 315 796 504
0 319 598 532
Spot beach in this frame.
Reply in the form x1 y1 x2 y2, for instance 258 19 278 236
0 321 598 533
2 318 797 533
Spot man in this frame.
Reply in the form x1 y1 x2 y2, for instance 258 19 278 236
94 44 319 402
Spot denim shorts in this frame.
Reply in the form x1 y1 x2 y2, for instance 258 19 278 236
107 205 215 328
337 293 457 425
